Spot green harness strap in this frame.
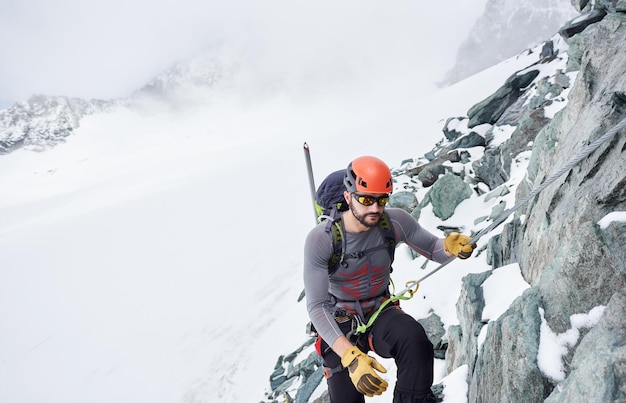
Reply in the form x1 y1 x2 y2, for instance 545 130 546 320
353 280 420 335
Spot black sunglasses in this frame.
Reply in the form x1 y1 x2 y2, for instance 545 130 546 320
352 193 390 207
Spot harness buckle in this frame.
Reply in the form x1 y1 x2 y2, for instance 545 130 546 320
335 315 351 324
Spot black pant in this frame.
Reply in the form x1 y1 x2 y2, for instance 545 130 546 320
321 306 436 403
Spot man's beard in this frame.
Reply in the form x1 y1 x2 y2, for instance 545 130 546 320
349 203 381 228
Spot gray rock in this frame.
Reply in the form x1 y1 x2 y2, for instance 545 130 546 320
267 338 323 401
447 132 486 151
418 313 447 359
467 68 540 128
442 117 468 141
295 366 325 403
570 0 591 12
559 9 607 38
420 173 473 220
404 150 460 188
446 271 491 375
544 291 626 402
473 105 552 190
311 391 330 403
417 165 449 188
389 191 419 213
485 219 523 270
469 288 553 401
484 185 510 202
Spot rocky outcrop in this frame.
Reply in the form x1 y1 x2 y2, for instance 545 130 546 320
446 271 491 375
543 291 626 402
403 37 571 226
467 68 540 128
559 9 607 38
0 95 114 154
455 10 626 403
266 338 323 403
469 287 553 402
417 172 473 221
0 50 237 154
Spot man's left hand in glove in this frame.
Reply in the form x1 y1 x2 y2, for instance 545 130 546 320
444 232 476 259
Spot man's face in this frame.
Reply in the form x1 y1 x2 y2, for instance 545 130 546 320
347 192 389 228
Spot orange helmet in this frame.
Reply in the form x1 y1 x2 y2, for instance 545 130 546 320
344 156 393 194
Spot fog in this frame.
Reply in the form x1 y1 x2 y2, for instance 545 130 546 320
0 0 487 108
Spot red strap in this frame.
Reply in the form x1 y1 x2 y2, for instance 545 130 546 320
314 336 323 356
368 333 376 354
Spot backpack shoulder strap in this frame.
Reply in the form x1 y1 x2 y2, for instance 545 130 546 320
323 206 346 276
378 212 397 263
327 218 345 276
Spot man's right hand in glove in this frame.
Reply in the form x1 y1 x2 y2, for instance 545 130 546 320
341 346 388 397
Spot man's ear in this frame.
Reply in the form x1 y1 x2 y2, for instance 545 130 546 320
344 191 351 204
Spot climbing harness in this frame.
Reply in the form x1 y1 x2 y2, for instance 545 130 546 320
352 116 626 336
351 280 420 335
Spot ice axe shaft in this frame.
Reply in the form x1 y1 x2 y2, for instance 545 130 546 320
303 142 317 223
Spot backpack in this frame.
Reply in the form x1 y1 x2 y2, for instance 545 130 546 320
314 170 397 275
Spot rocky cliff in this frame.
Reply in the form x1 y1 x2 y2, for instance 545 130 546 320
427 2 626 401
462 2 626 401
266 2 625 402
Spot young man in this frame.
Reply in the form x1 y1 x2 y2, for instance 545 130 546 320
303 156 475 403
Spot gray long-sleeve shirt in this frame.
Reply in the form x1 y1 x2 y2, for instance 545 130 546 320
303 207 449 347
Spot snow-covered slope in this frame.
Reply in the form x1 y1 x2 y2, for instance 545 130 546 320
2 3 625 402
0 34 574 403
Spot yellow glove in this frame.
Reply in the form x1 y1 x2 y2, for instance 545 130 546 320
341 346 388 397
444 232 476 259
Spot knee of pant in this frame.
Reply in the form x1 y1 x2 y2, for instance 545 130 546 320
394 318 434 357
397 314 431 344
371 309 434 359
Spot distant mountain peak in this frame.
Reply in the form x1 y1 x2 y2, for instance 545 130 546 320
0 95 115 154
440 0 578 86
130 48 242 103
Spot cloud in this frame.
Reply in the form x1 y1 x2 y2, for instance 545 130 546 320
0 0 487 108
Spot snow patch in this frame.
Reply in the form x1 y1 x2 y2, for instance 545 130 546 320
598 211 626 229
537 306 606 382
442 364 469 403
482 263 530 322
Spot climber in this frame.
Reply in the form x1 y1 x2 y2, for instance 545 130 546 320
303 155 476 403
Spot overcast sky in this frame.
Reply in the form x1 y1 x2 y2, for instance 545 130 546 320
0 0 487 109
